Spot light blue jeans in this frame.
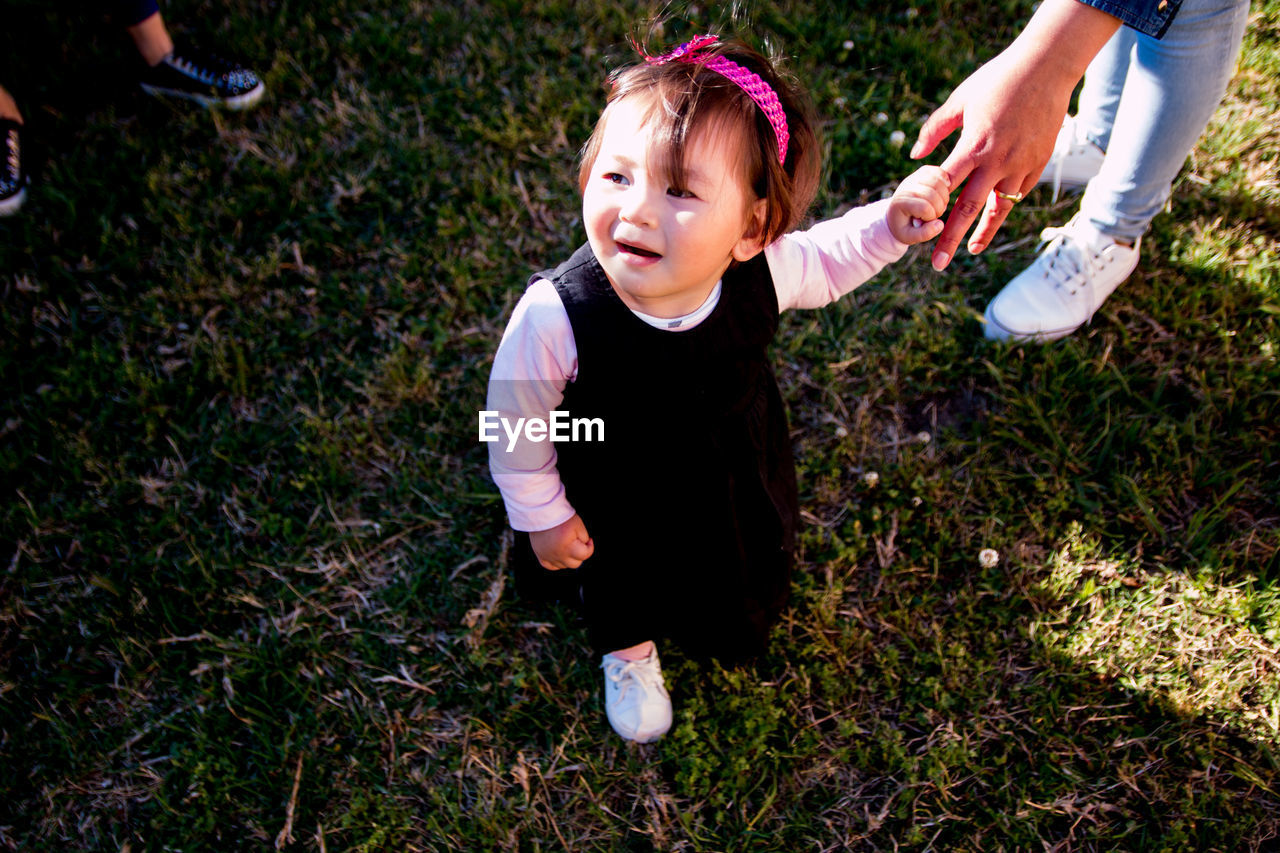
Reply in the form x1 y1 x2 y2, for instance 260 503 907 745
1076 0 1251 242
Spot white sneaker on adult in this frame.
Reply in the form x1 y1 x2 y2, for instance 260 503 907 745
984 215 1140 343
601 647 672 743
1037 115 1106 201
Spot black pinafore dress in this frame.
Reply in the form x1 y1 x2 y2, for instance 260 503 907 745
512 244 799 660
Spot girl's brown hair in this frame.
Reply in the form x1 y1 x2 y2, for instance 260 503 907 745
577 36 821 246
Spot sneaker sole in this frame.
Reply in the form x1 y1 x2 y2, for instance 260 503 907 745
983 301 1082 343
626 728 669 744
141 81 265 111
0 187 26 217
610 716 672 743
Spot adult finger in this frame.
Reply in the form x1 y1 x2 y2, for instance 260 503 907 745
931 168 999 271
910 98 963 161
966 200 1015 255
967 180 1037 254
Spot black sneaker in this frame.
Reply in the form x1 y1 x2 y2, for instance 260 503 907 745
0 119 26 216
140 48 265 110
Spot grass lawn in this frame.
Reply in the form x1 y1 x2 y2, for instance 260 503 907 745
2 0 1278 849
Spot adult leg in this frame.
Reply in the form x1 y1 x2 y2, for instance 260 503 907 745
986 0 1250 342
1034 28 1131 195
116 0 266 110
1073 27 1136 153
109 0 167 63
126 12 174 68
0 85 21 123
1080 0 1251 242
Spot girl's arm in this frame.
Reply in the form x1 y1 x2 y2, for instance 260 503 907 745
486 279 579 533
768 166 949 311
767 198 910 312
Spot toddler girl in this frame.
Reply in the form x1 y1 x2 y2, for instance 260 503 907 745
487 34 949 743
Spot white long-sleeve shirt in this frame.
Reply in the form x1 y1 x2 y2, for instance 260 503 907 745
486 198 909 532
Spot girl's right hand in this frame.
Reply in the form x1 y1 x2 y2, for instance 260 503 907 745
529 514 594 570
886 165 950 246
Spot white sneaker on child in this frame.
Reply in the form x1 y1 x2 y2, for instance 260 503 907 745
1037 115 1106 201
984 214 1140 343
601 647 672 743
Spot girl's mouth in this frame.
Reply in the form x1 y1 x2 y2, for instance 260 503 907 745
618 241 662 259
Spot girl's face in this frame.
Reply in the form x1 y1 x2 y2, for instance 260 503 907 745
582 97 766 319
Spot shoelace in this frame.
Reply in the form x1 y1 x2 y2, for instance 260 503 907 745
1037 222 1101 316
1046 121 1077 204
167 51 256 90
603 656 668 706
168 54 220 86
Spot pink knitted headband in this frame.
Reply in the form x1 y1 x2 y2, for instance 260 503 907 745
643 34 790 166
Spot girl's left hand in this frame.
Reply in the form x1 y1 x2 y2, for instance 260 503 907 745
887 165 951 246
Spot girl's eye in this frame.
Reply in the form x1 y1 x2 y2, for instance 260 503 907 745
603 172 628 186
667 187 696 199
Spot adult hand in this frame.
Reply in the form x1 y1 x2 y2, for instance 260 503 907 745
911 54 1069 269
910 0 1122 270
529 513 594 570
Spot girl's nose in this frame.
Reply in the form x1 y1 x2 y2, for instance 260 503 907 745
619 185 658 228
